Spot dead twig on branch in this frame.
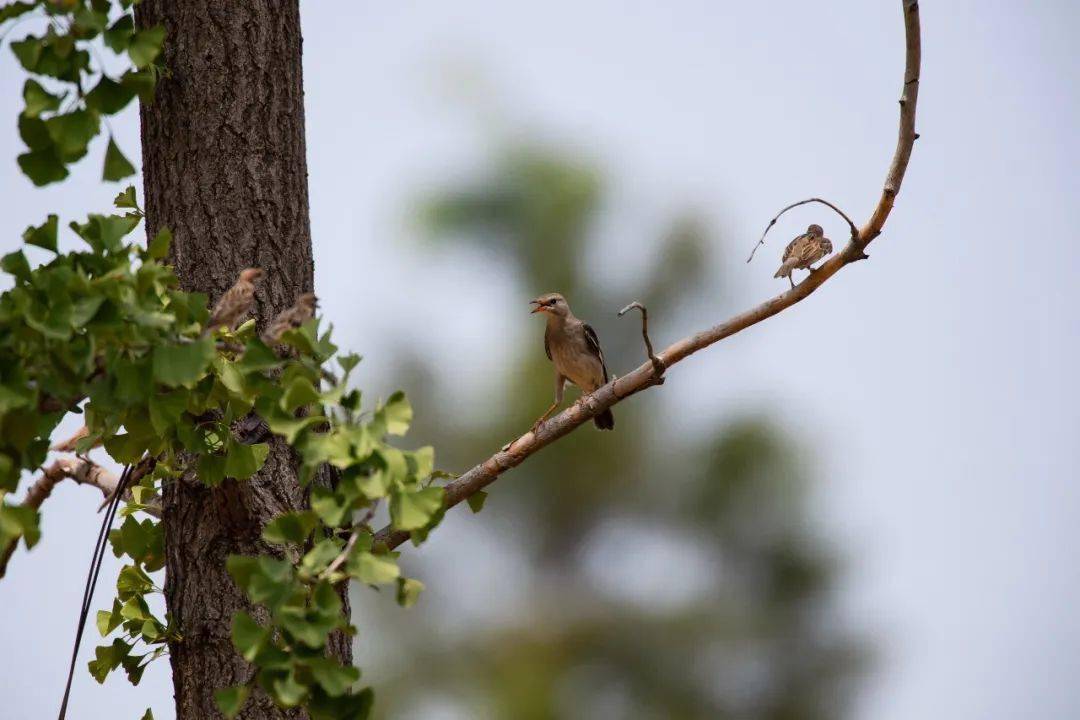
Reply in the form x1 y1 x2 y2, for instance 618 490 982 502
618 301 665 381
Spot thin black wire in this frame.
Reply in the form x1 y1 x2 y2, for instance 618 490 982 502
57 463 133 720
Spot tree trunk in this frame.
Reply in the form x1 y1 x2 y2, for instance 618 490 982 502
135 2 350 718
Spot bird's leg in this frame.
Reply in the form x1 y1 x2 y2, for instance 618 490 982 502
532 375 566 433
789 275 795 289
531 401 560 434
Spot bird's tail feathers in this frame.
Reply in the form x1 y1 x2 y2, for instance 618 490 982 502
774 260 797 279
594 408 615 430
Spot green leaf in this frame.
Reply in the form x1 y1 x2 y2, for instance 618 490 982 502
0 502 40 550
196 453 226 487
152 338 215 387
223 441 269 480
225 555 259 590
18 115 52 150
296 540 338 577
17 148 68 185
148 390 187 435
86 76 137 115
73 6 109 34
45 110 100 162
1 250 32 281
265 413 326 445
10 36 42 72
128 26 165 68
147 227 171 259
22 79 61 118
389 486 444 532
103 15 134 53
22 214 58 252
310 486 351 527
271 671 307 708
306 657 360 697
379 391 412 436
0 2 36 24
338 352 361 375
116 564 154 600
307 687 374 720
466 490 488 514
140 710 155 720
96 605 119 637
120 68 157 102
70 295 105 326
103 432 148 464
103 137 136 181
407 446 435 480
215 685 250 719
396 577 425 608
346 551 399 585
87 638 131 683
262 510 319 545
114 185 138 209
279 376 320 413
231 611 268 662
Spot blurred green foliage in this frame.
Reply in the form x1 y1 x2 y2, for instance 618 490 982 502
363 145 866 719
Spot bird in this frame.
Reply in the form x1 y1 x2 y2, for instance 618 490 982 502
206 268 264 332
774 224 833 287
261 292 318 346
530 292 614 431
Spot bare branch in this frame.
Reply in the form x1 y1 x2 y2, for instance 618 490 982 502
0 457 159 579
746 197 859 263
370 1 922 553
618 301 665 381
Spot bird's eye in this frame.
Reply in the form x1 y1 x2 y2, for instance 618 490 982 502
549 298 559 305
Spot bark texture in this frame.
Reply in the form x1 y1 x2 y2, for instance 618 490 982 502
135 2 349 718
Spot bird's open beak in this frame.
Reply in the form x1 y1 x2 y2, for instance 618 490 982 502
530 300 546 314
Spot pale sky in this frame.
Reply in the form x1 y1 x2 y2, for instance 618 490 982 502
2 2 1078 719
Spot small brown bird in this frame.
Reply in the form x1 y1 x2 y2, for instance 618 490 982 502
774 224 833 287
530 293 614 431
206 268 264 331
261 293 318 346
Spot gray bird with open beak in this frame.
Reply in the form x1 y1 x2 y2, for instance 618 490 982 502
530 292 615 431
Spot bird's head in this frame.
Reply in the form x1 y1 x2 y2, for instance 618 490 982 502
530 292 570 318
806 224 824 237
298 293 318 311
239 268 265 283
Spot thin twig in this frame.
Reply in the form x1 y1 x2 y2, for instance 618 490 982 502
373 0 921 552
320 528 359 581
618 301 665 381
746 197 859 263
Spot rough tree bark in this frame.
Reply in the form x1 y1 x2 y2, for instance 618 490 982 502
135 2 348 718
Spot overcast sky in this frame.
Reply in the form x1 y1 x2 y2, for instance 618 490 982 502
2 2 1078 719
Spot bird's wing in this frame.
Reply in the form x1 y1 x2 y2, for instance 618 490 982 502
781 234 805 263
543 324 552 360
208 286 242 325
582 323 609 383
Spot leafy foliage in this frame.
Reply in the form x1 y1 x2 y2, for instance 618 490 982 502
1 4 446 718
0 186 445 717
3 0 164 185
